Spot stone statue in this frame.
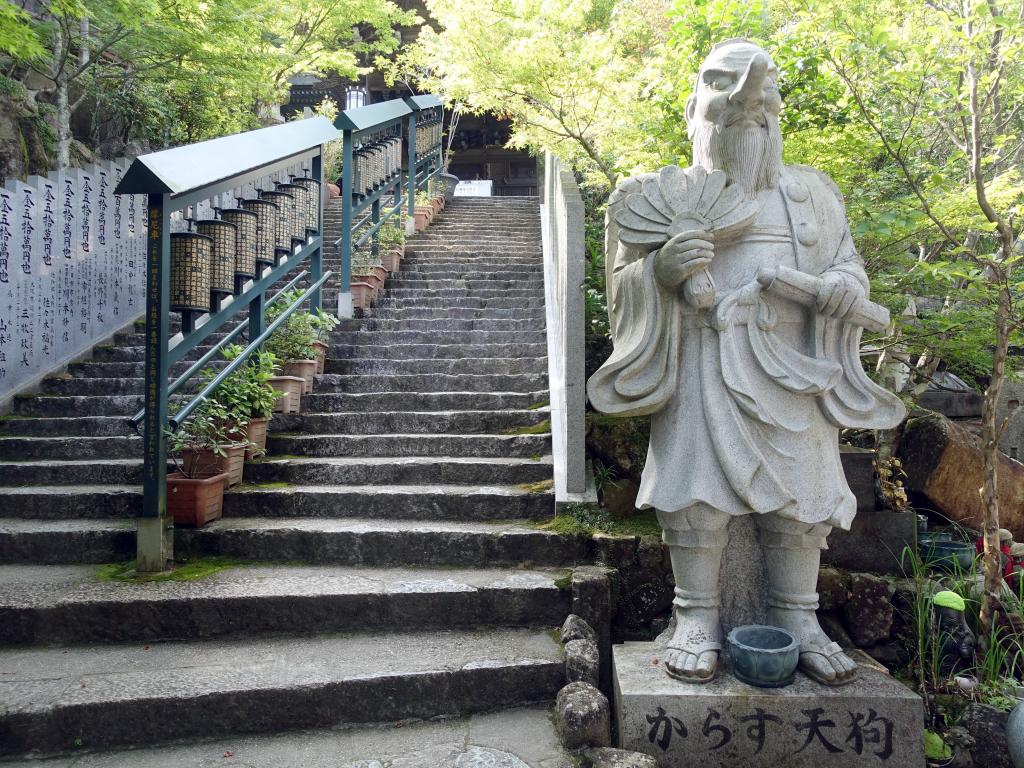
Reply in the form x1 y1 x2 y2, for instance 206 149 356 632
587 39 906 686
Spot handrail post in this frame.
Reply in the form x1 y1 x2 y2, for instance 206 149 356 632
309 153 324 314
405 109 417 236
371 198 381 261
338 130 354 318
138 193 173 572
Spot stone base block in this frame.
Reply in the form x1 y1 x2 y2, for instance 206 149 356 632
613 641 923 767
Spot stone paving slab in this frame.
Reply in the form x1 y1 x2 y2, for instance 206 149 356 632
0 706 573 767
0 629 565 757
0 564 571 643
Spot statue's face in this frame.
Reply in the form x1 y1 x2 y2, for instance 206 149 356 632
687 41 784 194
687 43 782 133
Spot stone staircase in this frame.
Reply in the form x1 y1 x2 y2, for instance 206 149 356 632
0 196 586 765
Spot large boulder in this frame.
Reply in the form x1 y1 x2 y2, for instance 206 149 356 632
959 703 1012 768
898 410 1024 537
555 682 611 750
843 573 894 647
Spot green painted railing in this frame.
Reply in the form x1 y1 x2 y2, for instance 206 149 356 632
114 117 337 571
334 95 444 316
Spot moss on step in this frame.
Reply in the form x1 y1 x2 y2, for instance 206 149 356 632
537 504 662 537
527 400 550 410
96 556 254 583
504 419 551 436
515 478 554 493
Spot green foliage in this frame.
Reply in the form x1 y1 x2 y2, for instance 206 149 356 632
923 730 952 761
378 222 406 249
209 345 281 422
311 307 340 342
165 400 235 478
539 504 662 537
97 556 253 583
0 3 46 62
265 291 318 362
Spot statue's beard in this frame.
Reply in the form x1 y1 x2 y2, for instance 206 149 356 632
691 115 783 195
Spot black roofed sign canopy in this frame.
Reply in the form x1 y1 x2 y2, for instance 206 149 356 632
115 116 339 199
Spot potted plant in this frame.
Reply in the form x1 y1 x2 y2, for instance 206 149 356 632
165 405 231 527
172 400 248 487
213 345 281 460
377 223 405 273
414 191 434 231
310 308 339 375
266 293 319 395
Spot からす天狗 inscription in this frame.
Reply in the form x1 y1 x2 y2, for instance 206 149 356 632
645 705 894 759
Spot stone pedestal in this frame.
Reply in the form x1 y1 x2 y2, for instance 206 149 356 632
613 641 924 767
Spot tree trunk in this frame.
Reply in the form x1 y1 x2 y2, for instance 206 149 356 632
54 76 71 170
979 284 1011 638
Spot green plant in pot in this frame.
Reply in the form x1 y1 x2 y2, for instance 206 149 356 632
265 294 319 395
165 402 232 527
377 223 406 273
171 398 248 488
212 345 281 460
414 190 434 230
310 308 339 375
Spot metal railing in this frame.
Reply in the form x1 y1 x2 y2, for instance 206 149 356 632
539 151 595 503
114 116 338 571
334 95 444 316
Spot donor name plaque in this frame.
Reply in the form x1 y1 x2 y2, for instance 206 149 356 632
613 642 924 767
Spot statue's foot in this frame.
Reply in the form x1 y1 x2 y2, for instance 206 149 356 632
768 607 858 686
664 608 721 683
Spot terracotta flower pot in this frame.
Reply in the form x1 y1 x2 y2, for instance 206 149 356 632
414 206 432 231
268 375 303 413
327 183 341 198
432 196 444 213
244 416 270 461
167 470 228 527
312 340 329 375
282 358 317 395
353 270 385 294
381 248 401 273
182 443 246 487
350 281 375 311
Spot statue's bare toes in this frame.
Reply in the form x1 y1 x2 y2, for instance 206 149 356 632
799 643 858 686
665 648 718 682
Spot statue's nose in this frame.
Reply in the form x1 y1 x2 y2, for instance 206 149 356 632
729 52 770 109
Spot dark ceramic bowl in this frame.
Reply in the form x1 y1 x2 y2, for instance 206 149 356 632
924 540 976 572
727 625 800 688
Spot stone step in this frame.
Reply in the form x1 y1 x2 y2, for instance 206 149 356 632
384 287 546 299
398 266 543 276
313 372 548 393
13 394 146 418
0 624 565 756
364 307 546 322
331 342 548 359
324 357 548 376
267 432 549 459
387 278 546 289
377 297 546 310
0 563 570 644
66 359 229 380
400 257 542 266
299 390 548 412
0 458 142 485
0 519 134 563
0 435 139 460
271 408 548 434
0 455 552 488
247 455 552 486
178 517 583 568
0 407 547 438
0 482 554 521
0 705 572 767
0 415 135 437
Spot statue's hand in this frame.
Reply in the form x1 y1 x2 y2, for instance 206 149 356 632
654 230 714 289
816 272 864 319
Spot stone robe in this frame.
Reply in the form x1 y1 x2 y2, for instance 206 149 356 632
587 165 905 530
